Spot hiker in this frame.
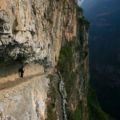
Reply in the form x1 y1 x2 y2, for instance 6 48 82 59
18 65 24 78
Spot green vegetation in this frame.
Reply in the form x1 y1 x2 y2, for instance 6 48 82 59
76 4 83 13
68 101 83 120
58 40 83 120
46 75 57 120
88 86 114 120
78 16 90 30
76 5 90 30
68 86 114 120
57 5 111 120
58 41 77 98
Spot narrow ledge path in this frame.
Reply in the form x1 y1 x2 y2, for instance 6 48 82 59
0 73 46 90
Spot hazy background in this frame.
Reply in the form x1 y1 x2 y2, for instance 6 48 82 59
82 0 120 119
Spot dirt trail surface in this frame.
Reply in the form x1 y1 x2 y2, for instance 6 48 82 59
0 63 50 120
0 63 46 91
0 73 46 90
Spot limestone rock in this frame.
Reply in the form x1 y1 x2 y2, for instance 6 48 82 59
0 0 89 120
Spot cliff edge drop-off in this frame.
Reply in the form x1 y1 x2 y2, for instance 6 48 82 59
0 0 112 120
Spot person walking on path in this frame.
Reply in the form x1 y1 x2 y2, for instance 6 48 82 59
18 65 24 78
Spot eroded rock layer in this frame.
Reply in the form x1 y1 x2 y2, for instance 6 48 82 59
0 0 76 65
0 0 89 120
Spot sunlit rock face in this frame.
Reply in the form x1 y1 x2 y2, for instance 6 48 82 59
0 0 79 120
0 0 89 120
0 0 76 65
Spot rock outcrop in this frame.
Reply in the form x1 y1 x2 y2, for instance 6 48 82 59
0 0 89 120
0 0 76 65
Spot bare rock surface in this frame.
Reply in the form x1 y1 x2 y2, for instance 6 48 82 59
0 0 89 120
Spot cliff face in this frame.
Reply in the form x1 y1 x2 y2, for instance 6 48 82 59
0 0 89 120
0 0 76 65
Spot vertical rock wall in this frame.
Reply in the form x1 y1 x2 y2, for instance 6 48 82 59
0 0 89 120
0 0 77 65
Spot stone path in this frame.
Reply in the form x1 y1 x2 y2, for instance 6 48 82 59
0 73 45 90
0 63 46 91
